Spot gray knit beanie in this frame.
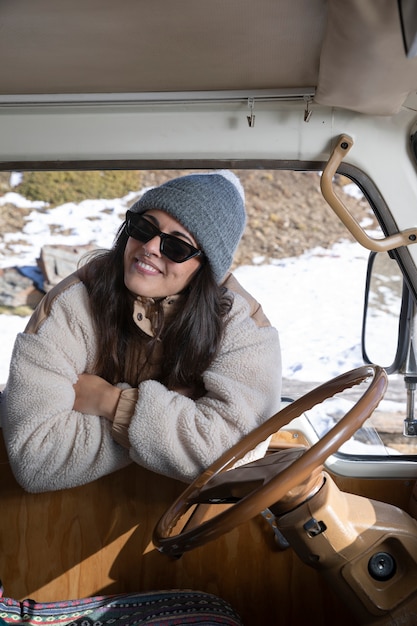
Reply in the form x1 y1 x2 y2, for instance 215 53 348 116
129 170 246 282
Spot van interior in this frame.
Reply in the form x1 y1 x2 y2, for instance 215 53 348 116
2 2 417 625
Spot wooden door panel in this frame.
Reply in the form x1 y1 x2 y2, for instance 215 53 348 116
2 433 413 625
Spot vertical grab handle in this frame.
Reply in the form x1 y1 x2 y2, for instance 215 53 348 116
320 134 417 252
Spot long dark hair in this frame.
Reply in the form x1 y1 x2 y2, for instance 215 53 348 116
80 223 233 388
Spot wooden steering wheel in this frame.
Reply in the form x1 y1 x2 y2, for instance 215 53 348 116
153 365 387 557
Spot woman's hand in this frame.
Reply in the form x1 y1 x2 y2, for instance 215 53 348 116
73 373 121 421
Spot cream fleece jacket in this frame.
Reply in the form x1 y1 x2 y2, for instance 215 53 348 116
1 276 282 493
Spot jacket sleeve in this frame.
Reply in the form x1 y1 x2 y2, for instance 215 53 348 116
1 282 131 493
127 292 282 482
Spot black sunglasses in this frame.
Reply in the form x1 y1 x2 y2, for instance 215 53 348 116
125 211 204 263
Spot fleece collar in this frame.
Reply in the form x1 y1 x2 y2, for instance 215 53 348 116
132 294 182 337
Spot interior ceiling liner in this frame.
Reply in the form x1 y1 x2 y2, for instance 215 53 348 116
315 0 417 115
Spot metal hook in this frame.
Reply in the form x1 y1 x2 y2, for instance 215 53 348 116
304 96 312 122
247 97 255 127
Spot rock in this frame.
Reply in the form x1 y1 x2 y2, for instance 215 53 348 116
39 244 96 290
0 244 95 308
0 267 43 308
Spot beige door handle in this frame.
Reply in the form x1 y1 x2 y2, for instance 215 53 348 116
321 134 417 252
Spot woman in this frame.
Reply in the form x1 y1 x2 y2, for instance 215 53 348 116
1 170 282 493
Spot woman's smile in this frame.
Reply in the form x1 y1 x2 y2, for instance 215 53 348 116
134 256 162 275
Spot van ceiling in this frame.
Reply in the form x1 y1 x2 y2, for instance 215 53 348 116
1 0 417 116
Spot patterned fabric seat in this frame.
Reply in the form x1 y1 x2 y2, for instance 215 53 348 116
0 585 243 625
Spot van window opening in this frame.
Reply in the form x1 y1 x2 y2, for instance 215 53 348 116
0 167 414 460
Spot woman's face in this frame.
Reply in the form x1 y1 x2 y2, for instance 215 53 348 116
123 209 203 298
